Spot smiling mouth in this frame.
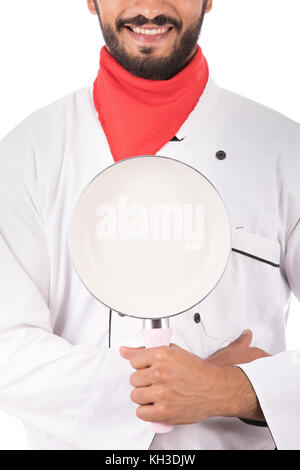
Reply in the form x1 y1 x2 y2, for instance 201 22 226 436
123 25 174 42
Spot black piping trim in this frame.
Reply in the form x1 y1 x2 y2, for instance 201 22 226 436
239 417 268 428
232 248 280 268
108 309 112 349
170 135 184 142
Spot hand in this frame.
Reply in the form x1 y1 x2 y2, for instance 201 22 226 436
207 329 271 366
206 330 271 422
120 343 255 425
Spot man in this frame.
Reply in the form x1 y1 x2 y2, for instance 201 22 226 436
0 0 299 450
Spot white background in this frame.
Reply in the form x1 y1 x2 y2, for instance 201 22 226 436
0 0 299 450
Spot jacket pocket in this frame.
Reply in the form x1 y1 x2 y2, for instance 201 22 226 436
198 228 282 347
231 228 281 268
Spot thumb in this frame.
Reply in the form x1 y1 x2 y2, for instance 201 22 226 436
119 345 145 360
227 329 253 349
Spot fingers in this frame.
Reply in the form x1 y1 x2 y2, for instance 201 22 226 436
130 385 164 406
123 345 171 370
136 403 170 423
223 346 270 366
239 346 271 363
227 329 253 349
120 343 180 366
130 368 154 387
119 346 145 360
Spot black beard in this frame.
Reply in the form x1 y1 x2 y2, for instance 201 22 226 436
94 2 207 80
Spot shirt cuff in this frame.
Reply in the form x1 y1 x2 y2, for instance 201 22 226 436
237 351 300 450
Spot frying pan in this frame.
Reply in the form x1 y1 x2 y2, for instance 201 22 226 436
69 155 231 434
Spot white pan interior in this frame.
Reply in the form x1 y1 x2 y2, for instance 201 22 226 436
69 156 231 319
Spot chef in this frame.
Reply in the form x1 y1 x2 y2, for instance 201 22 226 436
0 0 299 450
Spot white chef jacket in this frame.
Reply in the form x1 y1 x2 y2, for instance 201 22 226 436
0 76 300 450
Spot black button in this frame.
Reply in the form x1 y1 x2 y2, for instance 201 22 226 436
194 312 201 324
216 150 226 160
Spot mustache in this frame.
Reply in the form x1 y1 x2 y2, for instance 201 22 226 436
116 14 182 32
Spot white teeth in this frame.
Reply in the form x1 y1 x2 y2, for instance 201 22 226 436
131 27 168 35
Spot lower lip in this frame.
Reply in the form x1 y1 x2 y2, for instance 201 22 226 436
124 27 173 43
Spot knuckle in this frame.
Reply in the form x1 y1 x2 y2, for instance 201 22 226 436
153 365 166 381
155 346 169 361
157 402 170 420
156 386 169 400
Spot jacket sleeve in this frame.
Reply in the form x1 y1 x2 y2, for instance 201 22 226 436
0 145 152 449
237 218 300 450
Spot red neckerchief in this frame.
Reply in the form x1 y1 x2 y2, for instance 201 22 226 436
93 45 209 162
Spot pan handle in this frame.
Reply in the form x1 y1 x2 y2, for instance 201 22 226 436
141 321 173 434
